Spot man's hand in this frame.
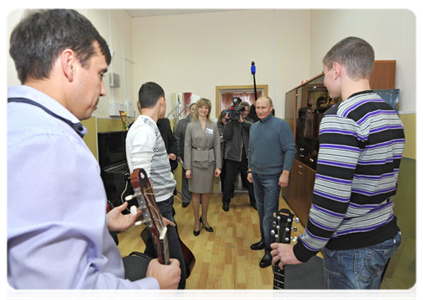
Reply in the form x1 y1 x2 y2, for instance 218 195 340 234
185 169 192 179
278 171 290 187
162 215 175 227
214 168 221 177
107 202 141 232
270 243 302 270
247 172 253 183
168 153 176 161
146 258 181 289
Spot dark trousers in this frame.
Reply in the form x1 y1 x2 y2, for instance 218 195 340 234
144 196 186 289
181 168 192 204
222 153 255 205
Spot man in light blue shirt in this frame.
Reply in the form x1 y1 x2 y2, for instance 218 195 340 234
7 9 180 289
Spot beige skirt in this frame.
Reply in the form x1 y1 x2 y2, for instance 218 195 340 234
188 164 215 194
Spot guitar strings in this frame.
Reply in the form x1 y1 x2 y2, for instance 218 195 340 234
143 186 164 230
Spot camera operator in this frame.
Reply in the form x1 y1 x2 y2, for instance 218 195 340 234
221 100 256 212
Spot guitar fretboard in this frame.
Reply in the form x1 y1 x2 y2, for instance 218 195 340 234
273 266 285 289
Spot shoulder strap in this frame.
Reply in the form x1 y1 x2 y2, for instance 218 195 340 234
8 97 86 138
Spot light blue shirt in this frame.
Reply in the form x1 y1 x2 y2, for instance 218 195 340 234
7 85 159 289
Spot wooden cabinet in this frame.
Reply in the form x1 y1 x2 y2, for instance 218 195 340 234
370 60 396 89
283 159 315 226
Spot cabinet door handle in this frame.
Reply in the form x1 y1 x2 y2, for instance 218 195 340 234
298 165 303 169
298 171 303 175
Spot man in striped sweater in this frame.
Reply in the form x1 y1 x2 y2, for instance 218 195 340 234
270 37 405 289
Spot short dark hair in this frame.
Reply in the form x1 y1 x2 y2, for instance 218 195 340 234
240 101 250 108
10 9 112 84
322 36 374 80
138 82 165 109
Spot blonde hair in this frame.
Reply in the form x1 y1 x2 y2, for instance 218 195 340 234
193 98 212 122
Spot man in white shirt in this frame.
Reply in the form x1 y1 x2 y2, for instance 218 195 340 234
7 9 180 289
126 81 187 289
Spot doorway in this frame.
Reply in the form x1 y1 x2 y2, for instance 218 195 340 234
215 85 268 117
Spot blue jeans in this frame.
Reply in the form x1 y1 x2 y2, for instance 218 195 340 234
252 172 281 252
323 231 401 289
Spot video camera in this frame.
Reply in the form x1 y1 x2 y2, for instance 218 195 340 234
225 97 245 121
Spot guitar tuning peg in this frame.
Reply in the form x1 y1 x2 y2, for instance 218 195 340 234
294 217 300 223
273 212 277 218
125 194 134 201
291 236 298 243
271 229 275 236
292 227 298 232
130 205 138 216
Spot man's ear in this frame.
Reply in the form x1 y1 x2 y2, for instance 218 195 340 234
159 96 165 105
61 49 76 82
332 62 342 79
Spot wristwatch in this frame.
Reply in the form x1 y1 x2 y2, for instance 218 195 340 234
247 170 252 174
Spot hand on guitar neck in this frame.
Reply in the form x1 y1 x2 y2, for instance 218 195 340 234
270 208 300 289
147 259 181 289
270 243 302 270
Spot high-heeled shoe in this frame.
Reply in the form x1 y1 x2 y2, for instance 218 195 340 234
200 217 214 232
193 223 200 236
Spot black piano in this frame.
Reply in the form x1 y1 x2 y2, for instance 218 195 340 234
98 131 129 208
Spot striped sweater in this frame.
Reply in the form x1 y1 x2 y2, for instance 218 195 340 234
126 115 176 202
294 91 405 262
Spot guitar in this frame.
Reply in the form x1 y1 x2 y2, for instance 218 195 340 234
271 208 298 289
126 168 196 276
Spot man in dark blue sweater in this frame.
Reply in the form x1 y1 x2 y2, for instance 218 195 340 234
247 96 296 268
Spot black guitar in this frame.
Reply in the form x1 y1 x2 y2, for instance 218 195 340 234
271 208 297 289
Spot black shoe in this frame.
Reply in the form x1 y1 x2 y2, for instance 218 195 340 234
222 202 229 212
250 240 266 250
250 202 257 210
193 224 200 236
200 217 213 232
259 253 272 268
182 202 190 208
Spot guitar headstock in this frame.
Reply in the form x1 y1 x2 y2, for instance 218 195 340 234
271 208 299 245
125 168 169 264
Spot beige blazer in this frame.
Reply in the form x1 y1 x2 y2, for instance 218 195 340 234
184 120 222 170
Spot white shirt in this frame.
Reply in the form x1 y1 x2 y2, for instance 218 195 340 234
126 115 176 202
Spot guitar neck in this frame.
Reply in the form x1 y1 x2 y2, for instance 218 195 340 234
157 226 171 265
273 265 285 289
272 208 294 290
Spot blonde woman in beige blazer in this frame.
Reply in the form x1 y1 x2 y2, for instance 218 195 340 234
184 98 221 236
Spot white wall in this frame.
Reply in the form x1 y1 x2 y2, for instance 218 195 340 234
310 9 416 113
87 9 136 118
6 9 135 118
131 9 311 119
7 9 416 117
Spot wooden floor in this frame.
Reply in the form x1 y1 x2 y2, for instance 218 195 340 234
117 191 305 289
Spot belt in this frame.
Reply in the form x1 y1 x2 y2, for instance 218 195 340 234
192 147 213 151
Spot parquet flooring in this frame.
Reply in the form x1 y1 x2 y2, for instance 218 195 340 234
117 191 304 289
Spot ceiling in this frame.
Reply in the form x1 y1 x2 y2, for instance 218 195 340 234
125 9 235 18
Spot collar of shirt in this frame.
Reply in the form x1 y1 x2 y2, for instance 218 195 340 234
259 113 274 123
8 85 86 134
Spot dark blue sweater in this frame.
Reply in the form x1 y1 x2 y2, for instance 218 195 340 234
248 114 296 175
